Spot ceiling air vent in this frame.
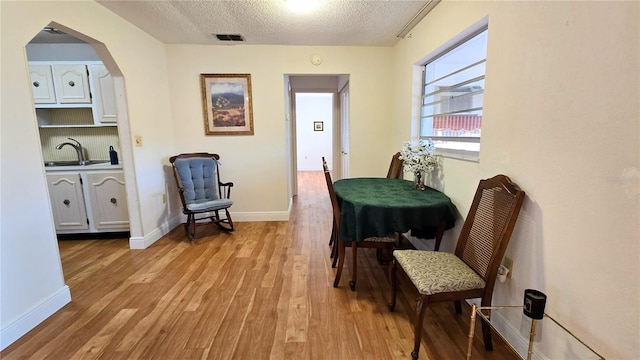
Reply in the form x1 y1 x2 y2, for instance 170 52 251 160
214 34 245 42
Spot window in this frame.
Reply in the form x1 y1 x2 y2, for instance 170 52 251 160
420 27 488 160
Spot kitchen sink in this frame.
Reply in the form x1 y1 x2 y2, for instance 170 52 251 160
44 160 111 167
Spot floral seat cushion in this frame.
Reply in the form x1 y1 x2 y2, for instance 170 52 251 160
393 250 485 295
364 235 397 243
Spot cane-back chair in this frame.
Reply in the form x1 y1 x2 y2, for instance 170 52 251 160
388 174 525 359
170 153 234 241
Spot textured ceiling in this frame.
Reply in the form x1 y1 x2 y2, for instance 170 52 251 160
89 0 434 47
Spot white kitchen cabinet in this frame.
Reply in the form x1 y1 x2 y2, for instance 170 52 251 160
52 64 91 104
46 167 129 234
29 65 57 104
28 61 118 127
89 64 117 124
47 173 89 232
86 171 129 230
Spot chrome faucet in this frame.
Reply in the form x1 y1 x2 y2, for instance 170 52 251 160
55 137 86 164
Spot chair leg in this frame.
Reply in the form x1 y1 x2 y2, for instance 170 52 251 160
454 300 462 314
331 240 338 268
481 317 494 351
388 259 397 311
225 208 234 230
329 219 336 247
330 220 338 267
349 241 358 291
212 209 234 231
185 214 195 241
333 240 346 288
481 298 494 351
434 220 446 251
411 295 430 360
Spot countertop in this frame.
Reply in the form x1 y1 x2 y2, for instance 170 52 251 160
44 162 124 172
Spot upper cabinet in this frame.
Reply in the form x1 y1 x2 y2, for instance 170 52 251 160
29 65 57 104
90 64 117 124
53 64 91 104
28 61 118 127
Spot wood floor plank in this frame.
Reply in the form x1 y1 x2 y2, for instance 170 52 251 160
69 308 138 360
1 171 518 360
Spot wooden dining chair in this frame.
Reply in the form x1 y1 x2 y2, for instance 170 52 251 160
386 151 404 179
322 157 397 291
388 174 525 360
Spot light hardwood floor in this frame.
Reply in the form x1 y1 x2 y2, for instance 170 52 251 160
1 171 517 360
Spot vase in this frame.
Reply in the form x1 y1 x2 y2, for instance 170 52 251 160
413 171 425 190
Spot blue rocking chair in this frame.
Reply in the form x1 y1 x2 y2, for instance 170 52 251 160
170 153 234 241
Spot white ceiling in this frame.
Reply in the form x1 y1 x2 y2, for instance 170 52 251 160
78 0 436 47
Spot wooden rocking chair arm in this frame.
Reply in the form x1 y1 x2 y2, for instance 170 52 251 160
219 182 233 199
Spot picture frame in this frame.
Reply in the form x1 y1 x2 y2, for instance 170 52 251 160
314 121 323 131
200 73 254 135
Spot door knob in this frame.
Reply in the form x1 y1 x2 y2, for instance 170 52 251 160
63 199 70 205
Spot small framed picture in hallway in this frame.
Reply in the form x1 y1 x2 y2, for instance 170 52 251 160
314 121 323 131
201 73 254 135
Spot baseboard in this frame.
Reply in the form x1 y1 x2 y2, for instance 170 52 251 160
129 209 292 249
129 213 182 249
404 233 436 251
0 285 71 350
229 210 291 222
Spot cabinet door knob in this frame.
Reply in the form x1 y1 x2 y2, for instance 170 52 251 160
33 81 40 87
110 197 117 204
63 199 70 205
68 80 75 87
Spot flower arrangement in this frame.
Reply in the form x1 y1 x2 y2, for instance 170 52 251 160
399 139 437 174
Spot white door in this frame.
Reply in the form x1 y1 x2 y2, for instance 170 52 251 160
339 84 350 179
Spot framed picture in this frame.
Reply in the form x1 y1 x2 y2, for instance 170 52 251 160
314 121 323 131
200 73 254 135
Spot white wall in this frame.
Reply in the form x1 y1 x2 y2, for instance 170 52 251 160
295 93 333 171
391 1 639 358
165 45 291 220
1 0 176 348
165 44 396 221
283 46 397 177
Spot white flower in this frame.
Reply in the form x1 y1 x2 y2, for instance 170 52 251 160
399 139 437 173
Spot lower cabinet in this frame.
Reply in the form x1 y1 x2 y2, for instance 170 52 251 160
47 173 89 231
47 170 129 233
86 172 129 230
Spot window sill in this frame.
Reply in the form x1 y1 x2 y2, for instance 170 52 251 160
436 148 480 162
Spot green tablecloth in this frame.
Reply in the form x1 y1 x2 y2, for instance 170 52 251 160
333 178 457 242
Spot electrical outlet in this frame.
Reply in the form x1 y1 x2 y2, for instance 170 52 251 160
162 194 167 204
503 257 514 279
135 135 143 147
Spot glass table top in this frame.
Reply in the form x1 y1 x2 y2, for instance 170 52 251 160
468 305 604 360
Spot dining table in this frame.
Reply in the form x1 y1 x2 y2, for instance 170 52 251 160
333 177 457 251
